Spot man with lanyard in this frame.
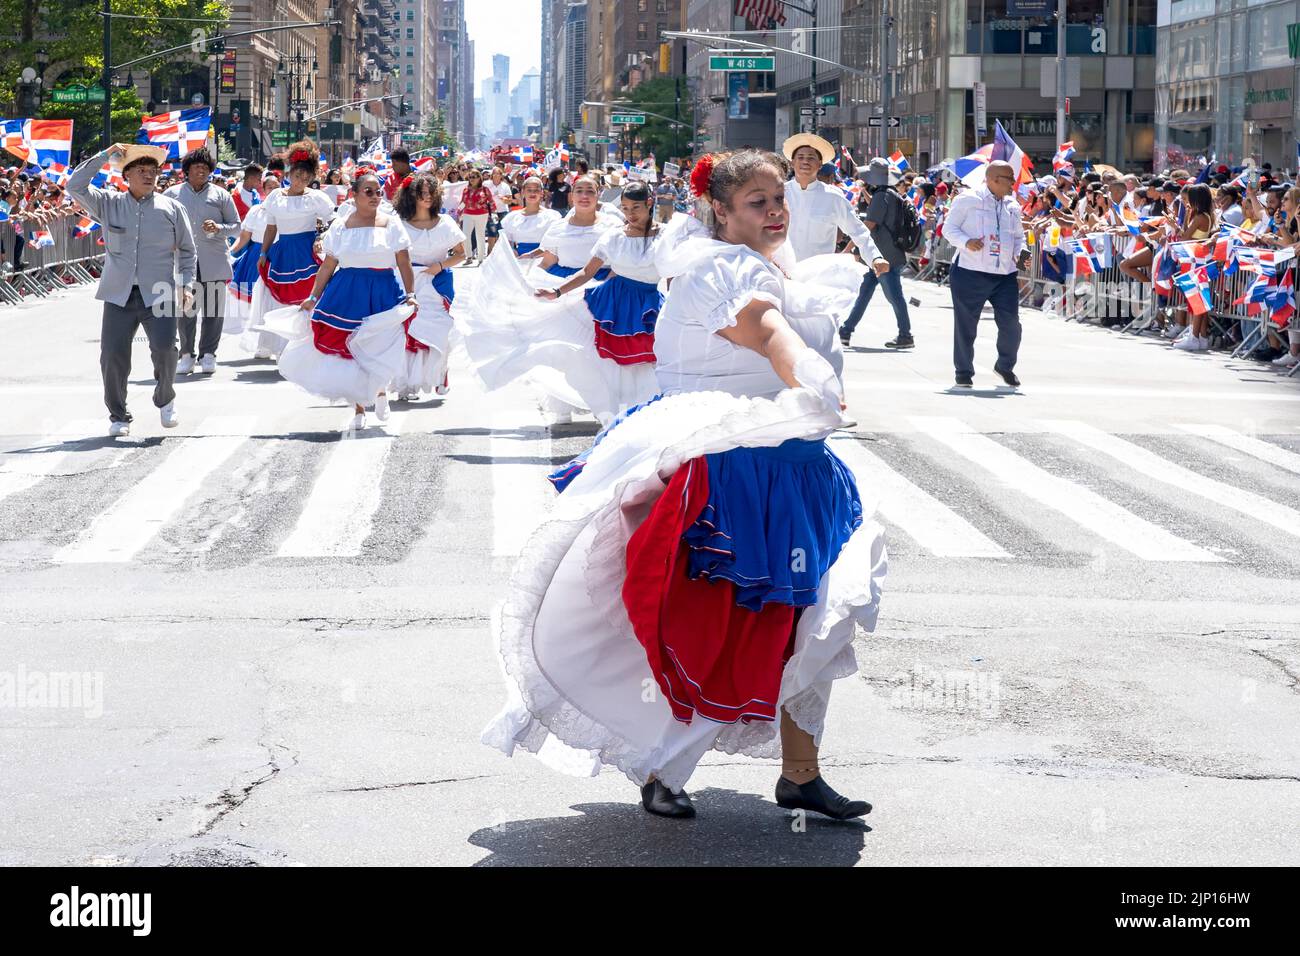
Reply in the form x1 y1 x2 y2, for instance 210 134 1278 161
165 146 242 375
232 164 263 220
781 133 886 269
941 160 1029 389
66 143 197 436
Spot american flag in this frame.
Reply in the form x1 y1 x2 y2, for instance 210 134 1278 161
735 0 787 28
137 108 210 160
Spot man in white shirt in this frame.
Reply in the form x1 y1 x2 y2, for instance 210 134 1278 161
780 133 887 270
942 161 1030 388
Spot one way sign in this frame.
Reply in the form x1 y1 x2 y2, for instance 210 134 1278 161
868 116 903 128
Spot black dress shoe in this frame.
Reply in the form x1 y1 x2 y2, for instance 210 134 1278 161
640 780 696 819
954 373 974 388
993 365 1021 388
838 329 852 347
885 333 915 349
775 775 871 820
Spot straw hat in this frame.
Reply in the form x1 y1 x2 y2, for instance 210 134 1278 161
781 133 835 164
111 143 169 171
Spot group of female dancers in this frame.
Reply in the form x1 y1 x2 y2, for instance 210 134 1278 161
218 140 889 822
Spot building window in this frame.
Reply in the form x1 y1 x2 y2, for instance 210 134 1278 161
637 21 648 40
637 0 647 10
407 28 414 39
407 81 414 93
656 0 667 11
407 46 414 57
407 10 413 19
407 64 414 76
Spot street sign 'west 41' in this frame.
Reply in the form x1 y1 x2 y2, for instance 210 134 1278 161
709 54 776 72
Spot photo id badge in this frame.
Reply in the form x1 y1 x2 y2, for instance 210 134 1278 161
989 234 1002 260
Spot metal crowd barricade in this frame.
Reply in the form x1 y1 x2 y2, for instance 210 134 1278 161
1 218 104 305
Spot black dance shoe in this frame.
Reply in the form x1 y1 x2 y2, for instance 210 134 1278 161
640 780 696 819
993 365 1021 388
775 774 871 820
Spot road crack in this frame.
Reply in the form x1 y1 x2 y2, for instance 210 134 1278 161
197 740 300 836
327 773 498 793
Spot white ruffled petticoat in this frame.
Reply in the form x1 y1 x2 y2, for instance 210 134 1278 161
257 302 414 407
394 276 455 396
459 243 659 425
241 278 290 358
481 381 888 794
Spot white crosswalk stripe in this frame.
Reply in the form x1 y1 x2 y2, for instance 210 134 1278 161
909 416 1221 562
1042 419 1300 538
277 414 407 558
490 407 553 558
52 417 255 564
1174 423 1300 477
0 420 104 504
830 434 1010 559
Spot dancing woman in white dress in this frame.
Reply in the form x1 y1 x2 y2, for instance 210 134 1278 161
527 174 622 281
482 149 888 821
393 172 467 401
499 177 561 257
266 172 417 430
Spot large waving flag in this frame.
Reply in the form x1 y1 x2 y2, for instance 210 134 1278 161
0 118 73 173
888 150 910 175
992 120 1034 186
1 118 27 159
953 143 994 187
360 136 386 163
1052 141 1075 174
137 108 210 160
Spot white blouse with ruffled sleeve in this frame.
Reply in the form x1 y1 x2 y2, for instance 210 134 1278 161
589 229 662 284
538 213 622 269
262 187 336 233
403 216 466 266
320 215 411 269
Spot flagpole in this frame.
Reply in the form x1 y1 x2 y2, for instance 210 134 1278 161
1056 0 1066 148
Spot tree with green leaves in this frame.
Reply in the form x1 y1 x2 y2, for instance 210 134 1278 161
0 0 229 125
617 77 696 168
34 88 147 159
413 109 458 154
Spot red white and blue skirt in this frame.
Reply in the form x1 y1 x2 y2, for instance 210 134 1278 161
513 241 541 256
258 229 321 305
585 274 660 365
224 239 262 333
462 244 658 424
396 265 456 395
546 262 611 281
482 386 888 793
267 266 412 407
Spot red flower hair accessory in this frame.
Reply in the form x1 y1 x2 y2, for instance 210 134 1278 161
288 148 313 164
689 154 715 199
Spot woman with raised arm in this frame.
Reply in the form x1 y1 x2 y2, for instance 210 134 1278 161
482 149 887 823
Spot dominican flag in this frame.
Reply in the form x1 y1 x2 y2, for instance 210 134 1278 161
953 143 995 187
72 216 100 239
137 108 210 160
413 156 436 172
1174 268 1212 315
991 120 1033 186
839 144 856 177
1069 236 1102 276
90 161 128 191
888 150 910 175
1052 142 1075 174
0 118 73 172
511 145 533 163
29 228 54 249
433 146 451 158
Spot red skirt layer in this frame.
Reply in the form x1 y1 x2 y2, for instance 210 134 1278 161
258 254 321 305
622 457 796 725
593 325 656 366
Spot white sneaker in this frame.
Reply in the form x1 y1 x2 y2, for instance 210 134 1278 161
1171 334 1196 351
1163 324 1183 340
435 372 449 396
254 348 272 359
199 353 216 374
347 412 366 432
160 400 179 427
108 420 130 438
1272 351 1300 367
375 392 390 421
176 354 195 374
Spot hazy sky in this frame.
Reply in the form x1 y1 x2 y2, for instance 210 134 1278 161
465 0 543 90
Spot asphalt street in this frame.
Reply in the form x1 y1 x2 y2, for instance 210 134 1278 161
1 264 1298 866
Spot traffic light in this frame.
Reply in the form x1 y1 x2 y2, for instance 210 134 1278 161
399 99 409 116
659 43 671 74
206 36 226 56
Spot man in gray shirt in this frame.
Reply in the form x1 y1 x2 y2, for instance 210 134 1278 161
839 157 914 350
66 143 197 437
164 147 241 374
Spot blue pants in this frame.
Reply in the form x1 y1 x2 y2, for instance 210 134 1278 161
950 264 1021 378
840 267 911 337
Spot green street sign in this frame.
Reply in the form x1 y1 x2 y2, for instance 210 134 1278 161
709 54 775 72
587 136 610 144
50 84 107 104
815 94 838 106
271 130 291 146
612 113 645 125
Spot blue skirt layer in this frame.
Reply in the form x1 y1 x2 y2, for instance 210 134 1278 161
229 239 262 295
547 393 664 493
583 274 662 336
547 263 612 281
314 267 405 332
264 229 318 283
683 439 863 611
514 241 540 255
413 263 456 303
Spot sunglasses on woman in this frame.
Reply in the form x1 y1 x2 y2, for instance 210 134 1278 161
358 186 380 196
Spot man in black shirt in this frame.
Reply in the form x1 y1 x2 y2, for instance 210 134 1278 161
839 157 914 350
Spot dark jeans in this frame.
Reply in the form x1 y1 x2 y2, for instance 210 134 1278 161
840 267 911 338
101 286 178 423
949 265 1021 378
178 270 226 359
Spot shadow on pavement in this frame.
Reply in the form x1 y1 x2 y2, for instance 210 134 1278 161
468 788 869 867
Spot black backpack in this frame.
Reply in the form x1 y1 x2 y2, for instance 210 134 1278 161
885 188 925 253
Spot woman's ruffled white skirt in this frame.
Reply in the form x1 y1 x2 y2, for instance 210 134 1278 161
257 302 414 407
459 243 659 425
240 279 290 358
481 385 888 794
394 277 454 396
